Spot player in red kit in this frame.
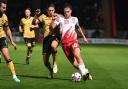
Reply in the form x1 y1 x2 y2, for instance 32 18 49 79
51 4 92 81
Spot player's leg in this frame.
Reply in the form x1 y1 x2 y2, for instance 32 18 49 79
51 39 58 73
62 44 78 68
26 43 32 64
43 37 53 78
62 44 90 80
43 53 53 78
24 38 31 64
1 48 20 82
71 43 92 80
30 38 35 57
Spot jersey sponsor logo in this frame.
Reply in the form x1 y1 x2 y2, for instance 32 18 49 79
64 19 69 24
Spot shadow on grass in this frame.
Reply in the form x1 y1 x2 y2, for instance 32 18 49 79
0 61 26 65
0 75 12 81
18 74 70 81
13 62 26 65
1 74 70 81
0 62 6 64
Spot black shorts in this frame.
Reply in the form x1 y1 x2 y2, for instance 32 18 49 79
43 35 60 54
24 38 35 46
0 37 8 50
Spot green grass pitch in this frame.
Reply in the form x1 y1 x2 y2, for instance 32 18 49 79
0 43 128 89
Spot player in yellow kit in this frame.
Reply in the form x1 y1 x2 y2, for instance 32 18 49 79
37 4 60 78
19 8 38 64
0 0 20 82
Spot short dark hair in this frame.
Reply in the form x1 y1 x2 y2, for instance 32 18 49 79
35 8 41 12
25 8 31 12
64 3 72 10
0 0 7 6
47 3 55 9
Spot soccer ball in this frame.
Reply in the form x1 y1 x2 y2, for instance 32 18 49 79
71 72 82 82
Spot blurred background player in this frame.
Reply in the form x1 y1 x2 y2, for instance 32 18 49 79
0 0 20 82
36 4 60 78
19 8 38 64
51 4 92 81
33 9 41 22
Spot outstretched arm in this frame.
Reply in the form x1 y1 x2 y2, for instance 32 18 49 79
76 23 88 43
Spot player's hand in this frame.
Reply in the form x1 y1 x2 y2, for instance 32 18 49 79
30 25 35 29
83 37 88 44
11 41 17 50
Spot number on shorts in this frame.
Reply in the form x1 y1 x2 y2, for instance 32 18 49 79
72 43 78 48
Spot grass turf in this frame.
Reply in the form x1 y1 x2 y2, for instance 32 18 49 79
0 43 128 89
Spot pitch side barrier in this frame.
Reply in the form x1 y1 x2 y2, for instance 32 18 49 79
10 37 128 45
78 38 128 45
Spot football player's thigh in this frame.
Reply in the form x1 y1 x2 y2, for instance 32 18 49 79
1 47 10 60
26 39 32 47
62 45 74 63
72 43 81 57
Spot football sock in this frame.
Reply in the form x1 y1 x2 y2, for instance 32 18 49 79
8 61 16 76
78 64 88 75
13 75 17 79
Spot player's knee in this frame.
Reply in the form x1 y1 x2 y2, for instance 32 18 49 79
51 41 58 49
5 59 12 63
27 43 31 47
52 44 57 49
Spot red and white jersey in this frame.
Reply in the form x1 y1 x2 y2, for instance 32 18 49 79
57 16 79 43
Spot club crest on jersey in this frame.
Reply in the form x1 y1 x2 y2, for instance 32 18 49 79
72 18 75 23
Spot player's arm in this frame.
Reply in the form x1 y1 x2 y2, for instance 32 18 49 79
32 14 45 30
30 18 40 31
33 18 40 25
4 15 17 49
5 26 17 50
19 19 24 33
19 23 24 37
19 25 23 33
76 23 88 43
30 24 39 29
35 13 45 24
